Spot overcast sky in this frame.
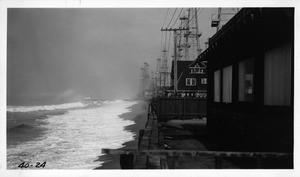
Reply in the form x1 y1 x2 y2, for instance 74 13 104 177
7 8 217 103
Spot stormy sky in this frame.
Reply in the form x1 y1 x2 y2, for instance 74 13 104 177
7 8 217 104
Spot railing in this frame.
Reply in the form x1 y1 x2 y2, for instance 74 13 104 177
154 97 207 122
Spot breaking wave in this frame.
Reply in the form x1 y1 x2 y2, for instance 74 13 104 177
7 102 86 113
7 99 138 169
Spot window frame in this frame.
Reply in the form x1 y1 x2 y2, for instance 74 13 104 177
238 58 254 102
186 78 197 86
190 64 205 74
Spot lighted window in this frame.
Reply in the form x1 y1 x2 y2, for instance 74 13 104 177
186 78 196 86
264 44 291 106
222 65 232 103
214 70 221 102
239 58 254 102
201 78 207 84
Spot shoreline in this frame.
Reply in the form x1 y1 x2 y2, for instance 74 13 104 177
94 100 148 169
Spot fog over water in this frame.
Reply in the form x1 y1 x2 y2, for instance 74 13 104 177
7 8 216 105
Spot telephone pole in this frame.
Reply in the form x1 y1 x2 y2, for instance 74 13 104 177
161 49 168 87
161 27 189 93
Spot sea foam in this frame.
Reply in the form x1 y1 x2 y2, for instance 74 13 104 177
7 100 137 169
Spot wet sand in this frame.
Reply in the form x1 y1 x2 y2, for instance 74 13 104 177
94 100 148 169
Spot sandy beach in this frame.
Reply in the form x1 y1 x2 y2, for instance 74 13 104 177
95 100 148 169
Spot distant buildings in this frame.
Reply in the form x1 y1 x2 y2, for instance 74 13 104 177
168 59 207 98
138 62 151 99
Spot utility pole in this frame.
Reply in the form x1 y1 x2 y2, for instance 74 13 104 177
139 67 145 98
161 27 189 93
156 58 161 88
188 8 202 58
178 8 202 61
161 49 168 88
179 13 190 61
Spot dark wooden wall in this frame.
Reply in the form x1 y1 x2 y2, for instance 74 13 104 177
156 97 207 122
206 8 294 152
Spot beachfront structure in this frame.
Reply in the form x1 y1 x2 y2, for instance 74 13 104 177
203 8 294 152
168 60 207 97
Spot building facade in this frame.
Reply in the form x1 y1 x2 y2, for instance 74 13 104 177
169 60 207 98
202 8 293 152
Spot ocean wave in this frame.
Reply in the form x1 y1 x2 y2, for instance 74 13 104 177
7 100 138 169
102 99 135 105
7 102 86 113
8 124 34 132
102 99 124 104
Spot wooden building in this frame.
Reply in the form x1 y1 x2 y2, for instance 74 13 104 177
168 59 207 98
199 8 294 152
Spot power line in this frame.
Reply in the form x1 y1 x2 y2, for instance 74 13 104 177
161 8 169 28
170 8 184 28
166 8 177 28
185 8 205 27
187 8 201 26
197 8 205 19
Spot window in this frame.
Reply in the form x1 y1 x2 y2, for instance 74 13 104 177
201 78 207 84
214 70 221 102
222 65 232 103
239 58 254 102
186 78 196 86
264 44 291 106
190 64 204 74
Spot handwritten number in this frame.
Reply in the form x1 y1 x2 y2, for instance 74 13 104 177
40 162 46 168
24 163 29 168
18 162 25 168
18 162 29 168
18 161 46 168
35 161 46 168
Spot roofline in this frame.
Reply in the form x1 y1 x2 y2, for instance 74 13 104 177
195 8 257 62
209 8 255 45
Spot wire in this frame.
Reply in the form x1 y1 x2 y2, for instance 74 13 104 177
197 8 205 19
187 8 204 26
170 8 183 28
188 8 199 24
161 8 169 28
166 8 177 28
160 9 169 56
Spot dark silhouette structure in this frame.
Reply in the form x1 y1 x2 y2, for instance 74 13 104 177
200 8 294 153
